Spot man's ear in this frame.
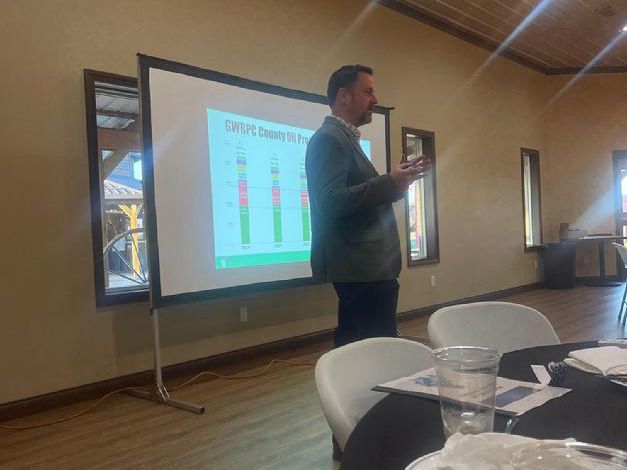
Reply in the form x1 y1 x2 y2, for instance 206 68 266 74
337 87 349 106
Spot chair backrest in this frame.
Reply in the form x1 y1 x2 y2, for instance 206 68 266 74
314 337 432 450
427 301 560 354
612 242 627 268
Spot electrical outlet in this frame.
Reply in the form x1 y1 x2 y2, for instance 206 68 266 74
534 260 538 269
583 256 590 265
240 306 248 323
430 275 436 287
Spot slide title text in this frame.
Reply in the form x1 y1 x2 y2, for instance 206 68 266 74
225 119 310 145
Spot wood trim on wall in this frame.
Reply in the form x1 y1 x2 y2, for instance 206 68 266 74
521 148 543 252
0 329 334 422
84 70 150 307
402 127 440 267
398 282 542 321
547 66 627 76
1 282 540 422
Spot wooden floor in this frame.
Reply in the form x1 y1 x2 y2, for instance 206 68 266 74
2 285 626 469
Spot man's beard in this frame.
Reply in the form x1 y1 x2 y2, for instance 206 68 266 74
356 110 372 127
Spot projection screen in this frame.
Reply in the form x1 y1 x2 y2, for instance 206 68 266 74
138 55 391 307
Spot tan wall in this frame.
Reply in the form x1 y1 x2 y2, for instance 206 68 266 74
1 0 619 403
543 75 627 276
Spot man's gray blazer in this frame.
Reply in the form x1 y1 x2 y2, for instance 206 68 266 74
305 117 402 283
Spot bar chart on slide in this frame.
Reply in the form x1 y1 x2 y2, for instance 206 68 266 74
207 109 313 270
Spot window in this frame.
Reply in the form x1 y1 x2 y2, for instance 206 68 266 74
521 148 542 250
612 150 627 280
84 70 148 306
402 128 439 266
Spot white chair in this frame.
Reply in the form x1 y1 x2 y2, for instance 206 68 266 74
315 337 432 452
612 242 627 324
427 301 560 354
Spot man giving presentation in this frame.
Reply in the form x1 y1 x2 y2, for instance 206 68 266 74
305 64 430 347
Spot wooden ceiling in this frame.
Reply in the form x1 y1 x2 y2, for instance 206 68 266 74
375 0 627 74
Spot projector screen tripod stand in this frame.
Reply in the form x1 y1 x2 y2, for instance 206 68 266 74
125 308 205 414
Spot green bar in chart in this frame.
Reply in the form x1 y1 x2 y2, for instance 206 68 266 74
240 206 250 245
300 162 310 241
301 208 310 241
273 207 282 243
215 250 310 269
237 149 250 245
271 155 282 243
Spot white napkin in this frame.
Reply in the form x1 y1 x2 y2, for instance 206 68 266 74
434 433 537 469
566 346 627 375
405 433 579 470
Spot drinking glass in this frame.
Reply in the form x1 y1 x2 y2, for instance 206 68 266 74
432 346 501 438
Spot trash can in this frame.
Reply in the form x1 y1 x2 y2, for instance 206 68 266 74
540 242 576 289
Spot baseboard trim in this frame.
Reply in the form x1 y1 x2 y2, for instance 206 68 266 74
0 329 334 422
1 281 541 422
398 282 543 321
576 275 622 282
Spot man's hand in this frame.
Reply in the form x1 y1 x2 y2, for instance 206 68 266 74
390 155 432 191
410 155 432 176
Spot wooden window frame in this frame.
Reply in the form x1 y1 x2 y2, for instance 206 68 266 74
84 69 148 306
402 127 440 267
521 147 543 252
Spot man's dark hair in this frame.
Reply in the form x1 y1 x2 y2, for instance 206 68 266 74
327 64 373 107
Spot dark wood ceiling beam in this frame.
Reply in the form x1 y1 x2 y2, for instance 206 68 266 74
432 0 576 67
557 0 627 67
491 0 602 66
374 0 551 73
547 65 627 75
464 0 596 66
516 0 627 66
374 0 627 75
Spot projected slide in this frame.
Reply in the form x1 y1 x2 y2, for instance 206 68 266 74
143 58 389 302
207 109 314 270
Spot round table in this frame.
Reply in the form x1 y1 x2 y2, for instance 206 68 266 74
340 341 627 470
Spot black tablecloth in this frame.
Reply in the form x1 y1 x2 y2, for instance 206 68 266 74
340 341 627 470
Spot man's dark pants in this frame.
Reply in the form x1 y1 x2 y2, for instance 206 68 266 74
332 279 399 348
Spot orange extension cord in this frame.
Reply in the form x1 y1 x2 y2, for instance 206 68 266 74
0 358 317 431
